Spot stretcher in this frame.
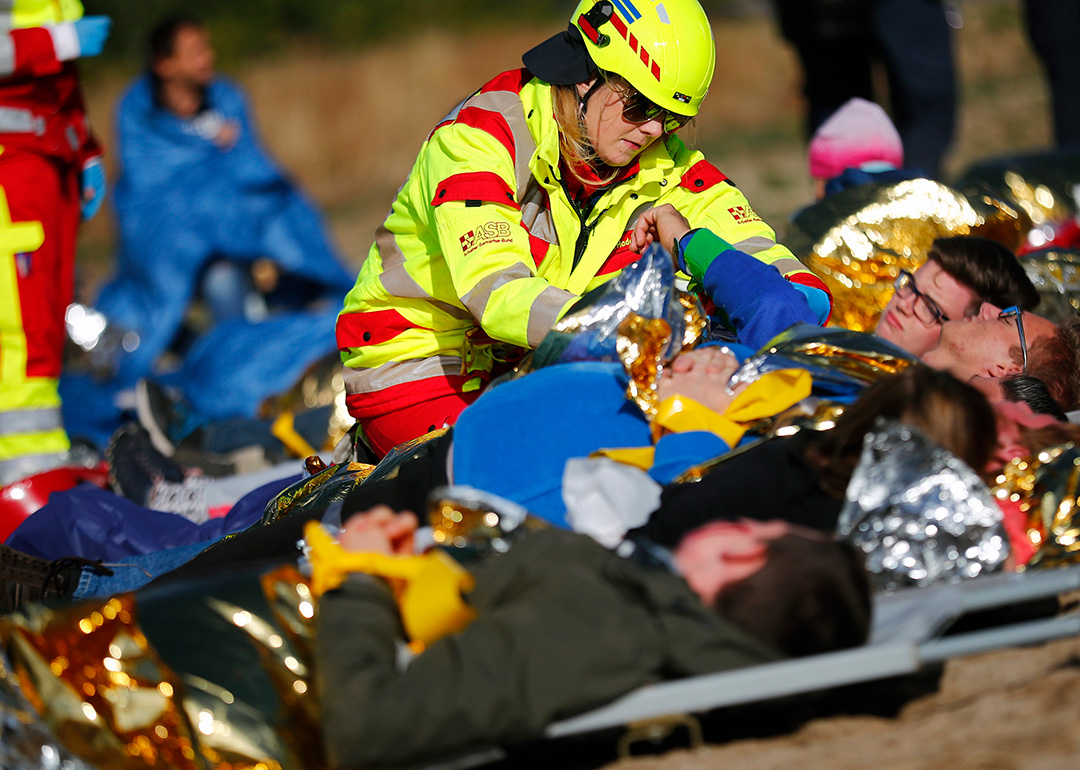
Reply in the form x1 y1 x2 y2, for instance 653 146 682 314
423 565 1080 769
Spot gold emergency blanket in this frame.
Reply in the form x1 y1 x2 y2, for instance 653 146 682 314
0 567 322 770
954 151 1080 231
1018 248 1080 324
786 178 1025 331
992 442 1080 571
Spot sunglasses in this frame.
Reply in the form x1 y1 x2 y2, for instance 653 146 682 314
893 269 949 326
608 76 691 134
998 306 1028 370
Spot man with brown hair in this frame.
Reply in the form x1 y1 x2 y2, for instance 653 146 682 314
875 235 1040 358
922 305 1080 411
316 507 872 768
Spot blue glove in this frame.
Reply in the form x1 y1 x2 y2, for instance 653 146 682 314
81 158 106 220
74 16 112 58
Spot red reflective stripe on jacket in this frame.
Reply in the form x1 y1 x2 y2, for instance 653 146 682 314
336 308 424 349
679 160 729 194
346 373 479 418
478 68 532 95
431 171 519 208
528 233 549 267
596 231 640 276
454 106 516 163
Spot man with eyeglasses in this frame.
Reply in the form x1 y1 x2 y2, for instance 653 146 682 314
921 303 1080 411
873 236 1040 357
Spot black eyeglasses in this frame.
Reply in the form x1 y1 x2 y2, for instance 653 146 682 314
893 269 949 326
605 75 691 134
999 306 1028 370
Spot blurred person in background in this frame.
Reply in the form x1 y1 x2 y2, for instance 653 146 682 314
0 2 110 488
338 0 832 458
1023 0 1080 148
772 0 956 178
94 14 355 387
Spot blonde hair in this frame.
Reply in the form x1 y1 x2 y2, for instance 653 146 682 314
552 81 620 187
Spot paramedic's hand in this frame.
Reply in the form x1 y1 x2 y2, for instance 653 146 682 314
340 505 418 556
80 158 106 220
72 16 112 58
630 204 691 256
657 346 746 414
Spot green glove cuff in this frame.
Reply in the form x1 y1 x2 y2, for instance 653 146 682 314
680 229 736 279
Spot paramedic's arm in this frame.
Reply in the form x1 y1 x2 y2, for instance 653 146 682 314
632 204 821 350
424 126 577 348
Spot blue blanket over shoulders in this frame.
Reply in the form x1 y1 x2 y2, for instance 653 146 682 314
94 74 354 384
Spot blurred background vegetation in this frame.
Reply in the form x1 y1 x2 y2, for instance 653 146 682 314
75 1 1056 294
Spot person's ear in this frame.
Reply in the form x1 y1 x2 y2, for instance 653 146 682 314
577 78 597 99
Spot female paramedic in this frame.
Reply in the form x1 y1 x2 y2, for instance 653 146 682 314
335 0 831 457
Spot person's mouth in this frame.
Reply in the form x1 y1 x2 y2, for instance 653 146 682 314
884 310 902 331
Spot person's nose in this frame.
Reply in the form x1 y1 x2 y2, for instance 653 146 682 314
639 117 665 138
895 289 917 315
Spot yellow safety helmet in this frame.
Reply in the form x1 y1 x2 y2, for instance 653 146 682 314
524 0 715 117
9 0 84 28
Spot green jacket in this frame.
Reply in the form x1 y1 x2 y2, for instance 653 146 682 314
316 529 781 767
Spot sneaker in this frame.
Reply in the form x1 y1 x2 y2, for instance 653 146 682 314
135 379 205 457
106 424 210 523
0 544 113 614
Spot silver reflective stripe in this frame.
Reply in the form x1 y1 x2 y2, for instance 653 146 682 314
0 105 44 135
762 257 811 277
731 236 782 257
0 454 68 489
376 224 436 301
460 262 535 319
520 180 558 244
65 124 79 151
461 89 536 197
0 35 13 75
527 286 577 348
343 356 466 394
0 407 64 434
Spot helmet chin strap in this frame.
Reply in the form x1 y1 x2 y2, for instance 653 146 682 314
578 77 605 117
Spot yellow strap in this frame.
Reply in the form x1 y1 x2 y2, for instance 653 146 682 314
595 368 813 471
270 411 319 458
304 521 477 646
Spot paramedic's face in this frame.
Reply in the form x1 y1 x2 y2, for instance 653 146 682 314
160 25 216 88
875 260 978 357
579 79 664 168
673 519 790 606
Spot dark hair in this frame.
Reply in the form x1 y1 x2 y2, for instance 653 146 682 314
928 236 1039 315
714 533 872 657
1000 374 1069 421
808 364 998 493
149 15 205 66
1025 315 1080 412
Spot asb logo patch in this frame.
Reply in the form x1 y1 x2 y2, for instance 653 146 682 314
460 221 514 255
728 205 762 226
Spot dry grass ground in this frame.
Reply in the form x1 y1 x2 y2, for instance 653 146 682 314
75 1 1054 293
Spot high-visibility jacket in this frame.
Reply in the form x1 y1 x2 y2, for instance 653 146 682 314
337 69 827 421
0 1 101 485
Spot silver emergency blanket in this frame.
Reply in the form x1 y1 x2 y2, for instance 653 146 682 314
838 421 1009 592
728 323 916 397
1020 247 1080 325
528 242 704 370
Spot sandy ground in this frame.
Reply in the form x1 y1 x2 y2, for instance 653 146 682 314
599 633 1080 770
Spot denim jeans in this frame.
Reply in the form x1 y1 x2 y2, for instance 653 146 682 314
73 539 218 599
